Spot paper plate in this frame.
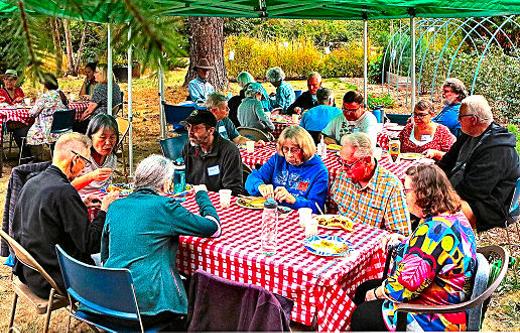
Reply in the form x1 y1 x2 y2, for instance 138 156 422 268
236 197 266 210
400 152 425 160
304 235 353 257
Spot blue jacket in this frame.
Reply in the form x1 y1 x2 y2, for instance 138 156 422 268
245 153 328 213
433 103 461 136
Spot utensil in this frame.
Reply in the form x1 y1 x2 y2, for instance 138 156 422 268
314 202 324 215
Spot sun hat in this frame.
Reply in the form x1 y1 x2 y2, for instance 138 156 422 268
194 58 213 70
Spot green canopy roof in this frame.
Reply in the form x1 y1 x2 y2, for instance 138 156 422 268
2 0 520 22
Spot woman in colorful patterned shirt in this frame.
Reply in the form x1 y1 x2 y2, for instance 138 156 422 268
399 100 455 160
351 164 477 331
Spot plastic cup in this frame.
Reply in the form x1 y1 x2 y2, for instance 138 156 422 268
304 219 318 237
298 207 313 227
292 114 300 123
246 140 255 153
219 189 232 208
374 147 383 160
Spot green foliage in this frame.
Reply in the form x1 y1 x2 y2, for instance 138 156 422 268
507 124 520 155
367 92 395 109
368 54 384 84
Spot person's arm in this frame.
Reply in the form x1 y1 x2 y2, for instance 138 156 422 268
285 167 328 213
436 134 465 172
245 155 277 196
321 118 339 144
256 102 275 131
28 97 45 118
71 168 113 191
383 182 411 236
188 80 203 102
13 88 24 103
439 126 457 152
220 146 244 195
79 79 88 96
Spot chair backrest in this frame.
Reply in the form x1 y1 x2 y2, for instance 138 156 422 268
163 103 195 127
0 230 65 295
55 245 143 324
508 177 520 224
237 127 271 142
116 118 130 147
466 253 491 331
50 109 75 134
160 134 188 161
294 90 303 98
385 113 410 125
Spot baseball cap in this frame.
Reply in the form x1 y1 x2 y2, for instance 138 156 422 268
182 110 217 128
4 69 18 78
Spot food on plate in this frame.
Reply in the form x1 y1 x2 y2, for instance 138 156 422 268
314 215 353 231
307 239 348 254
237 196 266 209
400 152 425 160
106 183 133 196
327 144 342 151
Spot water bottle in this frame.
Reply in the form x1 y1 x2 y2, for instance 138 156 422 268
173 158 186 194
261 198 279 256
372 105 384 123
317 136 327 158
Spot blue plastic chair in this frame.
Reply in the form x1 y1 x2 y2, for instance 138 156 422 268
294 90 303 98
163 103 196 133
50 109 76 134
159 134 188 161
55 245 169 333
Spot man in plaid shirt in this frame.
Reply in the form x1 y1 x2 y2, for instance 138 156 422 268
331 133 411 235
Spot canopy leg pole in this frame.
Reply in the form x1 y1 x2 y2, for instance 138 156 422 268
410 15 416 114
159 59 166 139
127 25 134 176
107 23 113 116
363 19 369 106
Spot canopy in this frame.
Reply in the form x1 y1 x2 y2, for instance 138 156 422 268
2 0 520 22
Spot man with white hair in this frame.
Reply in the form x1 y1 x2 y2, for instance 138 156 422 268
331 133 411 235
438 95 520 231
12 132 118 298
287 72 322 115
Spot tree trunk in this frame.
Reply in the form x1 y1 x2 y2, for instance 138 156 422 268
183 17 227 91
50 18 63 76
63 19 75 75
73 24 87 74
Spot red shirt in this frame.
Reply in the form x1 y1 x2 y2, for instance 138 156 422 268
0 87 25 105
398 122 455 154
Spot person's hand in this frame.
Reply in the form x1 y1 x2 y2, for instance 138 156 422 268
423 149 442 160
382 233 406 251
90 168 112 182
101 191 119 211
14 96 24 103
255 140 266 147
365 288 378 302
293 107 302 115
271 107 282 115
274 186 296 204
258 184 274 199
83 194 102 209
193 184 208 193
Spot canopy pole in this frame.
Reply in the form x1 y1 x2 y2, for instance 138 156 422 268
127 25 134 176
159 59 166 139
363 19 369 106
410 15 416 113
107 23 113 116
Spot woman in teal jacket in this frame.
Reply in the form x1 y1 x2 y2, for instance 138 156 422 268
101 155 221 328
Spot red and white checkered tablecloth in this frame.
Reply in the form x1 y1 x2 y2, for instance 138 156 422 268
177 192 389 331
376 125 404 150
240 142 425 184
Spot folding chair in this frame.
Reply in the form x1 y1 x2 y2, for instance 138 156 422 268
115 117 130 182
159 134 188 161
0 230 68 333
237 126 273 142
55 245 170 333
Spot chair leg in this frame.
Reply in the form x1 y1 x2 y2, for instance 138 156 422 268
8 293 18 332
17 137 25 165
43 289 55 333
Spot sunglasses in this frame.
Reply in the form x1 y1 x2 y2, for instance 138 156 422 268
70 150 92 167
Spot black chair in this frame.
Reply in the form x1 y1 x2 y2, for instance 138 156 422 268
385 113 410 125
159 134 188 161
163 103 196 133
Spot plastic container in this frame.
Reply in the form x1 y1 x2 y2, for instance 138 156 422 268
317 136 327 158
173 159 186 194
372 106 385 123
261 198 279 256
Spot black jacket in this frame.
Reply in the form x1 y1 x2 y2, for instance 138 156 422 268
438 122 520 231
286 91 317 115
228 90 245 128
12 165 106 298
183 133 244 195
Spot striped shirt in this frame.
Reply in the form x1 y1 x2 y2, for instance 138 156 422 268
331 163 411 235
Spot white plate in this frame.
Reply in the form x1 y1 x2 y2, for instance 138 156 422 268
304 235 353 257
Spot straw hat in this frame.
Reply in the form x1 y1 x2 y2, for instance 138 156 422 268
194 58 213 70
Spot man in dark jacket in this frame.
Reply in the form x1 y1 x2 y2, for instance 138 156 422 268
12 132 118 298
438 95 520 232
182 110 244 195
286 72 322 115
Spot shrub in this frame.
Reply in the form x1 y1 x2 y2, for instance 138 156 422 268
507 124 520 155
367 93 395 109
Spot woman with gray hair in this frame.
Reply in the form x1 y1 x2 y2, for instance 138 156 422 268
266 67 295 114
237 82 275 132
101 154 221 329
432 77 468 136
245 125 328 213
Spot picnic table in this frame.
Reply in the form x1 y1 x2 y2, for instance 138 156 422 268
177 191 389 331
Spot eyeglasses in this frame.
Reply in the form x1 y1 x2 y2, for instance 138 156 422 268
70 150 92 167
281 146 302 155
458 113 476 120
413 112 430 119
343 105 361 113
339 158 362 170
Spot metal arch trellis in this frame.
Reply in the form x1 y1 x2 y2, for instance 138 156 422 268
381 15 520 110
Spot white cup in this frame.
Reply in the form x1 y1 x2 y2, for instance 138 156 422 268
374 147 383 160
246 140 255 153
304 219 318 237
24 98 31 106
292 114 300 123
298 207 313 227
219 189 232 208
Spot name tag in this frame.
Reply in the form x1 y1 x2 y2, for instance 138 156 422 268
421 134 432 141
207 165 220 176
